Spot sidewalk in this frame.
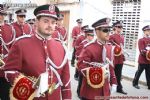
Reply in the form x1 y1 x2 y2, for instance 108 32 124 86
123 61 146 85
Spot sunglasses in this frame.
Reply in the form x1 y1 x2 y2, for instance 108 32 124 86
100 28 111 33
18 15 26 18
115 26 123 28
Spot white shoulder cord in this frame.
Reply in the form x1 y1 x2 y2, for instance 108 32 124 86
57 32 61 40
0 25 16 58
47 64 63 86
1 25 16 45
46 42 68 69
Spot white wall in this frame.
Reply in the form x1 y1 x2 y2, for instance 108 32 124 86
81 0 112 26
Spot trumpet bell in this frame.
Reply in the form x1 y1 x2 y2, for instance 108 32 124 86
0 58 5 68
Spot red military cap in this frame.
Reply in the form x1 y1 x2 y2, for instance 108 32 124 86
142 25 150 31
26 18 35 24
92 18 111 29
0 4 7 15
15 9 27 15
34 4 60 20
76 18 83 23
85 28 94 36
81 25 89 31
112 20 123 27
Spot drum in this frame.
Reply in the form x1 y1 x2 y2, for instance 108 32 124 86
114 45 122 56
10 74 36 100
86 67 105 88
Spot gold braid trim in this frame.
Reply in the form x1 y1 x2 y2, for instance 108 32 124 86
86 67 105 88
9 73 37 100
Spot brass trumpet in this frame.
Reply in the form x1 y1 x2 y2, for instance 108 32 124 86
0 55 5 68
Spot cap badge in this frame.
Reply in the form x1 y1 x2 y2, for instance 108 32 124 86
49 5 55 13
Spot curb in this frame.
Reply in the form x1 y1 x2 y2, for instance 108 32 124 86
122 75 147 86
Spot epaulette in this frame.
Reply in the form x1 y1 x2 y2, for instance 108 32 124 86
15 34 32 41
84 37 97 47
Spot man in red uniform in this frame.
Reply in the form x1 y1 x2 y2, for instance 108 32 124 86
12 9 32 38
4 4 71 100
75 25 89 52
77 18 117 100
52 14 67 41
75 27 94 59
109 21 127 94
133 25 150 90
26 18 36 34
0 4 16 100
71 18 82 67
74 25 89 80
76 28 94 98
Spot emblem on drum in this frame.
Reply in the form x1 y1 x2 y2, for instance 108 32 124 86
86 67 105 88
10 74 36 100
114 45 122 56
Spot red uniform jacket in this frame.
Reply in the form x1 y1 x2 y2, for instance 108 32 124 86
75 39 88 59
109 33 125 65
4 34 71 100
77 40 117 99
52 26 67 41
12 22 32 38
138 37 150 64
72 26 81 47
75 34 85 48
0 23 15 77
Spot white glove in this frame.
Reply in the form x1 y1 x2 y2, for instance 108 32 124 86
111 84 117 94
146 46 150 51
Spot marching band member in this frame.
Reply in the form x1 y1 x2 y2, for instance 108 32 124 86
52 14 67 41
71 18 82 67
26 18 36 34
12 9 33 38
77 18 117 100
133 25 150 90
109 21 127 94
74 25 89 80
76 28 95 98
0 4 16 100
4 4 72 100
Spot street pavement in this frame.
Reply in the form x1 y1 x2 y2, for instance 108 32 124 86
69 64 150 100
